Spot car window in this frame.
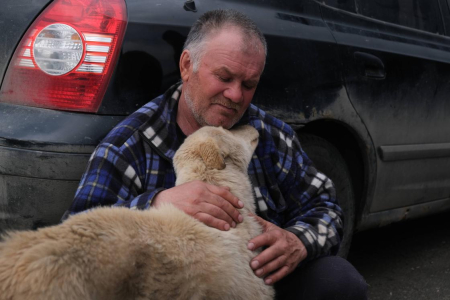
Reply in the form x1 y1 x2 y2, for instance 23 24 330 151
356 0 443 34
321 0 357 13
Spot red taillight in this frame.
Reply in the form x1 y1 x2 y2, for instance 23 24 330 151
0 0 127 113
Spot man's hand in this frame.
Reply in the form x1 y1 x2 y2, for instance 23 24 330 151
247 214 308 285
152 180 244 231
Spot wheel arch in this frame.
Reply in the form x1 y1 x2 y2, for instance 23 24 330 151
296 119 368 229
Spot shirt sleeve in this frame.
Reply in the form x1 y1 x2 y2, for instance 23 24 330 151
61 142 160 221
277 131 344 260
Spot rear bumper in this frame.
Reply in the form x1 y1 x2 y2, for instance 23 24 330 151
0 172 82 232
0 103 124 233
0 145 90 232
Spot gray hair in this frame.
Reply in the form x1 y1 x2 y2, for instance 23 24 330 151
183 9 267 71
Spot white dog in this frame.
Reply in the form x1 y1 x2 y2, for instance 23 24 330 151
0 125 274 300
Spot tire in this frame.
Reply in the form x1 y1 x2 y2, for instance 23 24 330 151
297 133 355 257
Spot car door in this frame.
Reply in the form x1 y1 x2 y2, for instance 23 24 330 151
319 0 450 213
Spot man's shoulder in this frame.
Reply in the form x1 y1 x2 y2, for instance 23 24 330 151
247 104 295 139
101 94 167 147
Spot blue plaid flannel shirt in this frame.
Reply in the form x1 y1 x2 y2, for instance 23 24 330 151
64 83 343 259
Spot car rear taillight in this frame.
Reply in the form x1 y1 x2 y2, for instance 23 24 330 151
0 0 127 113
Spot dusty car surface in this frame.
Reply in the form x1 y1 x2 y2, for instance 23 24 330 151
1 0 450 256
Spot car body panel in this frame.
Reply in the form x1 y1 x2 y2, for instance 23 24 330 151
0 0 370 232
0 0 52 86
1 0 449 237
0 103 125 231
320 2 450 215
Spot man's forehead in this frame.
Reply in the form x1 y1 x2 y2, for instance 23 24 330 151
214 66 261 82
205 40 264 71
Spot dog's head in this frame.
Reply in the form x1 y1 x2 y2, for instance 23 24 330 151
173 125 259 174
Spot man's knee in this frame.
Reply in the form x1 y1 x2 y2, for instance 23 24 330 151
312 256 368 299
275 256 368 300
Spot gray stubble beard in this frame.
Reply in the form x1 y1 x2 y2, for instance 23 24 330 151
183 84 209 127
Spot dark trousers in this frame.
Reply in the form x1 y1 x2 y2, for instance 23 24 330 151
274 256 368 300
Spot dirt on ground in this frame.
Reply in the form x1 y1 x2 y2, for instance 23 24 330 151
348 212 450 300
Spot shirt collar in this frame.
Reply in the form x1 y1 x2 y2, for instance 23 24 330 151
140 83 183 161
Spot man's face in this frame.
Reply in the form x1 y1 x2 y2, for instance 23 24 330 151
179 27 266 131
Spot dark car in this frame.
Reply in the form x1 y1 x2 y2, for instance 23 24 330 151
1 0 450 256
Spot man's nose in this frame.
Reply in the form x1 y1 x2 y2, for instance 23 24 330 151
223 82 243 103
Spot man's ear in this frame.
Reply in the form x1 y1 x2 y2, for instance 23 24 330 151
197 137 227 170
180 49 193 82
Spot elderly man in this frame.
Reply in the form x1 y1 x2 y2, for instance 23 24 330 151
64 9 367 299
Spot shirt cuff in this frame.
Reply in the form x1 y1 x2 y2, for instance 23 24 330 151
285 225 318 262
114 187 166 210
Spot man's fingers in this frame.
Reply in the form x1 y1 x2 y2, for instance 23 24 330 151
248 230 279 251
264 265 291 285
200 202 235 228
206 184 244 209
254 254 287 278
248 220 307 284
155 181 243 230
194 212 231 231
249 241 283 272
206 185 243 224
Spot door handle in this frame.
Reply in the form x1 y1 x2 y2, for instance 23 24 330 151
354 52 386 79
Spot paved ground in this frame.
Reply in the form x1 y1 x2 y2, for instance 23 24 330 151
347 212 450 300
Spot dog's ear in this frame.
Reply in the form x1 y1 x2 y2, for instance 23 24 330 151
197 137 226 170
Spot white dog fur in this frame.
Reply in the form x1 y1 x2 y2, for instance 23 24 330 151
0 125 274 300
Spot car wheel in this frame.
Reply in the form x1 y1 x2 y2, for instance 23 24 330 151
298 133 355 257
